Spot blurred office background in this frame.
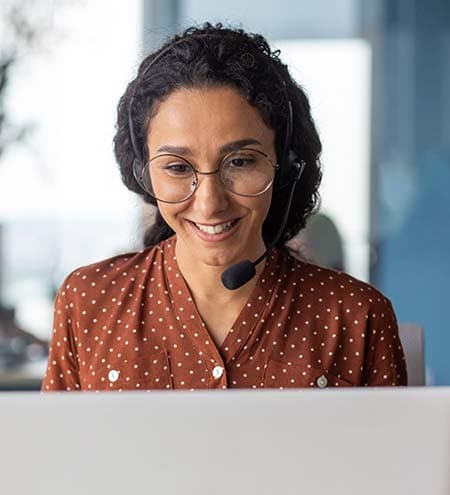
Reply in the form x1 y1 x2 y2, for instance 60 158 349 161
0 0 449 387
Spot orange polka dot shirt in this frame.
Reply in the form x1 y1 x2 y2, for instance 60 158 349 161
42 236 407 391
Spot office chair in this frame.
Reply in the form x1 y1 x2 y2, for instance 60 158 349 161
398 324 425 386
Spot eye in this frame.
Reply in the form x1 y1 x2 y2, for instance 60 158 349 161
229 156 256 168
163 163 192 175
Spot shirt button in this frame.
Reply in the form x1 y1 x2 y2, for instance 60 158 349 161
316 374 328 388
212 366 224 379
108 370 120 383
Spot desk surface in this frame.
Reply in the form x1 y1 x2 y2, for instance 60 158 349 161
1 387 450 495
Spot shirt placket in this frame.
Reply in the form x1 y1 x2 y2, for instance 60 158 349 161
219 252 281 367
163 240 228 389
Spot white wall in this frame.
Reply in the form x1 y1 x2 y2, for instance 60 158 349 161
0 0 142 338
275 40 372 280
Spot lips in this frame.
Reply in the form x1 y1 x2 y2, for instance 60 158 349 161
194 219 239 234
186 217 242 241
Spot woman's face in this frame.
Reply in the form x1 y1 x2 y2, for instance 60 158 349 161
146 85 276 269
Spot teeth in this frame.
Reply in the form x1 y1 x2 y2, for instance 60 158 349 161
195 220 235 234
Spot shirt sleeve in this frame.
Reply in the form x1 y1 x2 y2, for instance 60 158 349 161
362 297 408 386
41 275 81 391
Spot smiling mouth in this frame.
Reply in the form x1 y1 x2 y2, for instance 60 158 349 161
191 218 240 234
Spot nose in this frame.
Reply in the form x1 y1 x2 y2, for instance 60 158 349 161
192 171 229 217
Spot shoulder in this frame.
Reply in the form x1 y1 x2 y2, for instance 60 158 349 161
59 238 175 294
277 249 393 313
62 250 148 288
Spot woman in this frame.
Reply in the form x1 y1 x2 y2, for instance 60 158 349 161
42 23 407 391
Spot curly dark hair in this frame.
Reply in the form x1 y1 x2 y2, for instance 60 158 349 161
113 23 322 248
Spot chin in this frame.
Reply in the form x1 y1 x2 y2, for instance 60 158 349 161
196 249 243 269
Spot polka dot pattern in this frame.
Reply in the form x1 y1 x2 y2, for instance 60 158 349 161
42 236 407 392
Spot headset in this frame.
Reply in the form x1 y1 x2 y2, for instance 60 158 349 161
127 34 306 290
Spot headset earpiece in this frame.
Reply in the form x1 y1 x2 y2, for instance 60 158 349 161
275 149 305 192
287 149 299 167
288 150 306 180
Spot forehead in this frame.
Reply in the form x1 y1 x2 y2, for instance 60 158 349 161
146 86 275 156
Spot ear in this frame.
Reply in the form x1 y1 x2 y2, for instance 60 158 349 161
133 158 145 190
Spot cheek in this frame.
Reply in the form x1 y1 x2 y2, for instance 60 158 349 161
157 202 184 229
256 191 273 220
262 193 273 218
243 191 272 227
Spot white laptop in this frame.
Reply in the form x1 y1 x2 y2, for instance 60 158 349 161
1 388 450 495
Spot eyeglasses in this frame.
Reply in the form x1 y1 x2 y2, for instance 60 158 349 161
140 148 279 203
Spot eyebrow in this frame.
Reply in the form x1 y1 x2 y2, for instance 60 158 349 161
156 138 264 155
